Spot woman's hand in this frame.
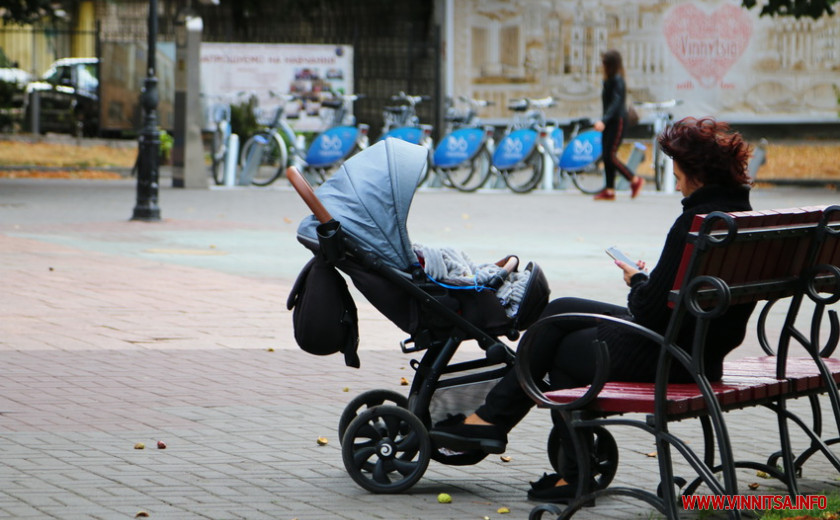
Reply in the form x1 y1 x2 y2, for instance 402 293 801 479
615 259 646 286
594 120 605 132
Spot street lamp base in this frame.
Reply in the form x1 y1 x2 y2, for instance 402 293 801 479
131 206 162 221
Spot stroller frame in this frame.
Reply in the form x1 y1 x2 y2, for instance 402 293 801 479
288 159 547 493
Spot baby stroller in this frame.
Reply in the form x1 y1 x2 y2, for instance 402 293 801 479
287 138 550 493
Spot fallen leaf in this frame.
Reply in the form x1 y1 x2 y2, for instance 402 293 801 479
134 442 145 450
283 217 293 224
266 347 275 352
400 377 409 386
317 437 328 446
500 455 512 462
135 511 149 517
437 492 452 503
157 440 166 449
498 506 511 513
748 482 760 490
756 470 769 479
342 387 350 392
646 451 657 458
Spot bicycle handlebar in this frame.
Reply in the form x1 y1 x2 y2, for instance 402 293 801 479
634 99 683 110
507 96 556 111
390 92 430 106
458 95 494 108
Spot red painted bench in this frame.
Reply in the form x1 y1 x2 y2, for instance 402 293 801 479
517 205 840 520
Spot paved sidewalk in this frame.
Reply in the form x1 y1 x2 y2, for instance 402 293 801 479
1 178 839 519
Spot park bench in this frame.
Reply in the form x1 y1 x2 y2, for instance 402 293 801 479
516 205 840 520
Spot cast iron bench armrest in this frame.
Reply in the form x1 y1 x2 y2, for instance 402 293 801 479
515 313 667 411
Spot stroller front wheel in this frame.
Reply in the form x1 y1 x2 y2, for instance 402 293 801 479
338 389 409 444
341 405 431 493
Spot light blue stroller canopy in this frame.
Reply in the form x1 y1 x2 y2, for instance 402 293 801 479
297 138 428 270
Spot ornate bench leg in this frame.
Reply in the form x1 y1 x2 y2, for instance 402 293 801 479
775 398 802 496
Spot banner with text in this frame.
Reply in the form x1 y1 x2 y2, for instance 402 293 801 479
200 43 353 131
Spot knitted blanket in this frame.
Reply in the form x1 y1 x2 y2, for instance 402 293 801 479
413 244 531 318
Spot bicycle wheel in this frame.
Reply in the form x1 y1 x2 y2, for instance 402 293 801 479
501 149 543 193
240 132 287 187
569 159 606 194
653 140 664 191
210 127 226 185
439 147 492 192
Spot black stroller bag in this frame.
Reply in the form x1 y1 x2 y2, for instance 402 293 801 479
286 254 360 368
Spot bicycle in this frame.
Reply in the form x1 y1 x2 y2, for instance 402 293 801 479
552 117 607 194
379 92 433 144
431 95 495 192
552 118 650 195
634 99 682 191
492 96 558 193
205 92 246 186
240 92 368 187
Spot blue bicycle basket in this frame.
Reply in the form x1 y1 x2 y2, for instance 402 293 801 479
433 128 484 168
558 130 602 172
381 126 423 145
306 126 359 168
492 129 538 170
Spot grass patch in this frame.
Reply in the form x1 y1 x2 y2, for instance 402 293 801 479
757 492 840 520
0 141 136 168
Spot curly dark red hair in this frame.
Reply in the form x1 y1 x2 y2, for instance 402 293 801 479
657 117 752 187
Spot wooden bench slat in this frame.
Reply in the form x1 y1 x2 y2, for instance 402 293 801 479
542 356 840 417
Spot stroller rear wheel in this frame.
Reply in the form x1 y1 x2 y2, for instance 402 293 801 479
341 405 431 493
338 389 409 444
546 425 618 490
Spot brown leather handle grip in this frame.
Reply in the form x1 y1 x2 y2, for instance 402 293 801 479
495 255 519 274
286 167 333 224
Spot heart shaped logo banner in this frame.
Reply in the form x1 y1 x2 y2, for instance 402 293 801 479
663 3 752 89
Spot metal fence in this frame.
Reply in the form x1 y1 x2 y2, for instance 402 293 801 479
194 0 441 140
0 26 97 77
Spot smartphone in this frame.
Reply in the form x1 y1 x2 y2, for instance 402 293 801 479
605 246 637 267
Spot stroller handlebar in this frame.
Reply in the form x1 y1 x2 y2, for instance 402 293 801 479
287 166 333 224
485 255 519 289
495 255 519 273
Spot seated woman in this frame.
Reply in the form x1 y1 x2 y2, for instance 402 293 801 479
430 117 757 502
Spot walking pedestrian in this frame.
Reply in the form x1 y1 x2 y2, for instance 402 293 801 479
593 49 644 201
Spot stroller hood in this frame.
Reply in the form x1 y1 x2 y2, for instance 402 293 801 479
298 138 427 270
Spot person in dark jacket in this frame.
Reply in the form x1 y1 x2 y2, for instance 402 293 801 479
431 117 755 502
593 49 644 201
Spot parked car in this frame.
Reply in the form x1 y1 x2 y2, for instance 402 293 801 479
23 57 99 137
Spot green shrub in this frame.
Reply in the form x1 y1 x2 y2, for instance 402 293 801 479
230 94 260 140
159 129 174 160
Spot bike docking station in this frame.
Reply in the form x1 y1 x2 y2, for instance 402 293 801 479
222 133 239 187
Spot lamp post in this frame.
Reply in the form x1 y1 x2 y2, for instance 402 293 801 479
132 0 161 221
